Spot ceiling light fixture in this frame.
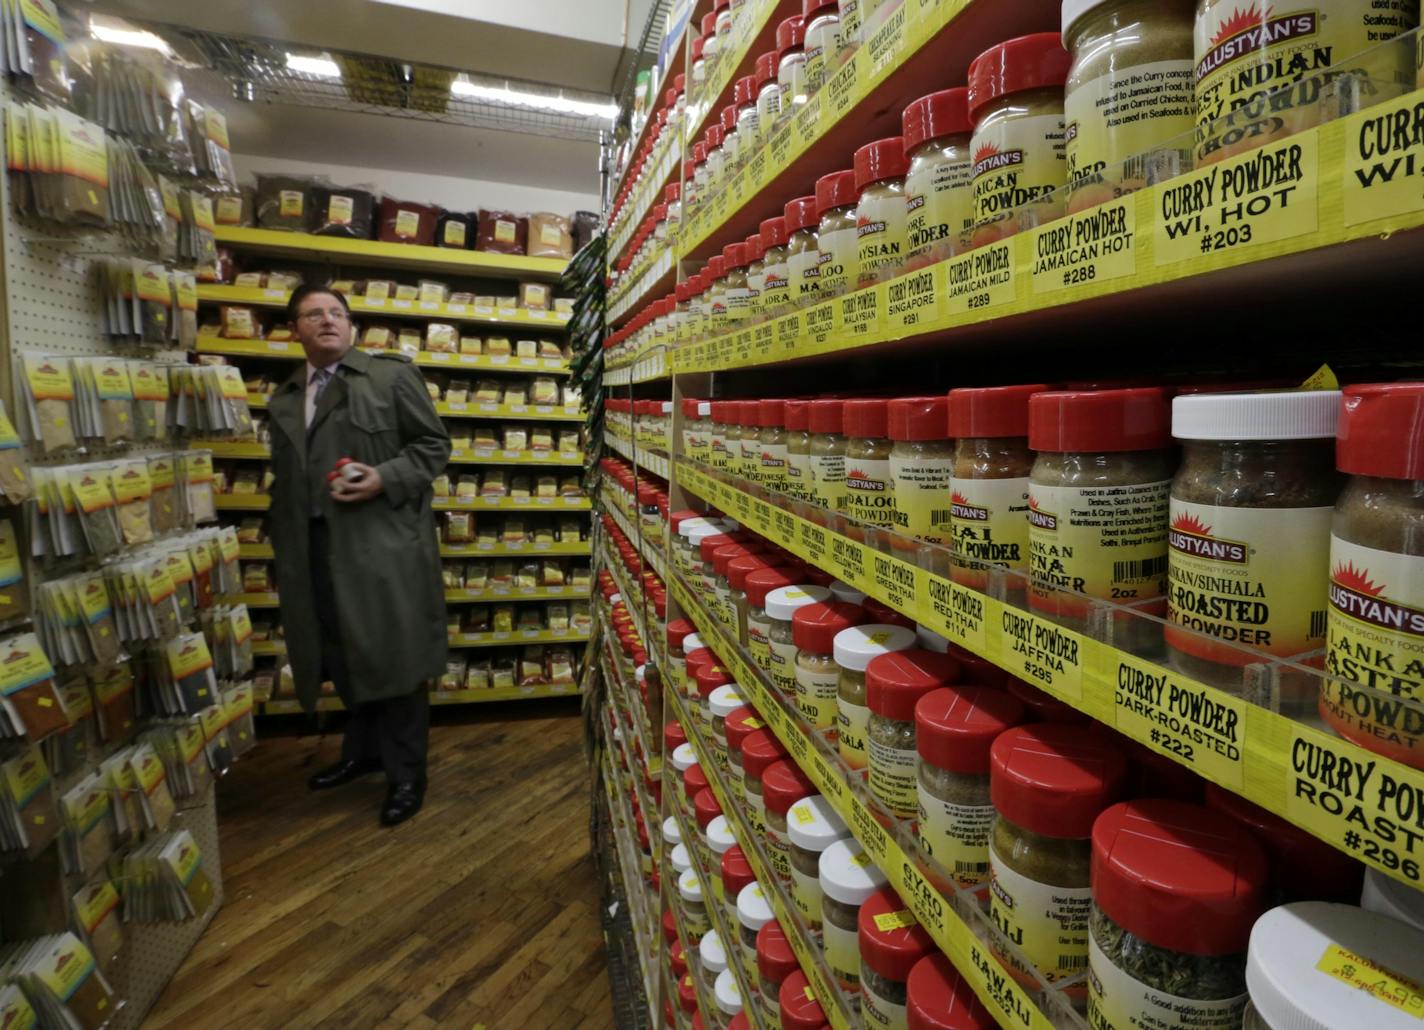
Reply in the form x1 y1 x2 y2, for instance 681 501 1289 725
89 15 173 55
286 53 342 78
451 76 616 121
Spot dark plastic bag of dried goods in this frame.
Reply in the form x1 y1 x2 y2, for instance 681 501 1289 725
255 175 317 232
378 197 438 245
572 211 599 253
476 210 526 254
436 211 473 249
312 185 376 239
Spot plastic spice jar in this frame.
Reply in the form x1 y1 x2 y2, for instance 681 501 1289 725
699 928 730 996
780 970 830 1029
714 0 733 50
784 399 812 503
793 601 867 730
724 707 764 805
695 663 734 734
713 542 758 625
787 794 849 928
814 169 860 298
966 33 1072 244
734 76 760 169
1166 389 1342 696
722 244 753 327
766 583 834 696
888 396 954 546
1192 0 1416 164
1089 799 1268 1029
742 729 790 834
866 649 961 818
717 108 738 180
858 887 935 1027
1362 866 1424 931
668 617 696 696
843 399 896 528
678 971 698 1025
705 122 727 193
802 0 843 95
679 866 712 941
714 968 743 1023
807 399 848 511
1243 901 1424 1030
729 556 772 645
737 402 763 482
820 837 889 994
735 881 775 987
776 15 809 115
755 52 782 145
671 842 694 880
1027 387 1173 648
756 921 800 1022
705 254 729 338
835 623 917 770
722 844 757 923
785 195 823 307
759 216 792 317
757 399 789 495
746 567 799 671
706 406 734 473
903 88 975 269
1062 0 1195 210
947 384 1047 601
854 137 910 288
707 815 738 908
673 743 700 812
695 788 724 866
1325 383 1424 768
988 724 1127 999
830 580 867 604
744 233 767 319
709 684 748 770
764 758 817 883
683 400 713 464
916 685 1026 888
906 952 997 1029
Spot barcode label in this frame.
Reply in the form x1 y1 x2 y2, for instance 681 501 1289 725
953 860 988 873
1114 556 1167 583
1310 609 1327 638
1058 954 1089 972
929 510 953 526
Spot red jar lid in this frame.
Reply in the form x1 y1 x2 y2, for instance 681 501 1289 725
721 105 737 133
1204 783 1365 902
906 952 997 1029
746 567 797 607
777 15 807 55
785 399 809 431
916 685 1025 775
698 532 736 561
844 398 889 438
803 0 837 18
708 123 725 148
866 649 961 721
804 566 835 587
746 232 765 262
695 663 733 699
902 88 973 152
946 644 1007 688
728 1015 750 1030
764 758 816 815
858 886 934 982
665 720 689 753
702 12 718 33
946 384 1049 438
679 972 698 1013
784 194 819 233
735 75 757 107
815 169 858 216
675 73 686 90
792 600 866 652
722 843 756 896
1028 387 1171 453
670 938 688 979
706 254 726 281
685 761 709 795
863 597 913 629
888 396 949 442
990 724 1127 838
760 215 789 249
685 647 714 679
758 399 785 427
694 786 722 829
663 907 679 943
854 136 909 192
742 728 788 779
807 398 844 433
780 971 828 1029
966 33 1071 124
666 181 681 202
693 142 707 166
678 397 701 417
692 34 707 60
667 617 696 650
755 51 778 87
728 554 771 590
723 242 747 269
726 706 765 754
757 921 800 982
1092 799 1268 956
675 281 691 304
1338 383 1424 480
713 543 756 577
709 400 734 423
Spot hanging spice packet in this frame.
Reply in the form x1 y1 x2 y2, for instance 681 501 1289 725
134 262 172 345
224 681 256 757
9 933 117 1030
60 773 113 877
0 401 32 502
19 355 76 454
91 666 135 742
182 450 216 524
198 702 233 776
128 742 176 833
215 526 241 597
75 574 120 667
162 547 195 622
65 467 121 560
45 678 96 777
0 518 28 624
0 633 65 743
173 270 198 350
70 880 123 980
165 631 215 713
0 743 58 858
143 558 181 641
111 459 153 547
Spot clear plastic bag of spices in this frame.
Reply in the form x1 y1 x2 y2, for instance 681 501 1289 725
819 837 887 996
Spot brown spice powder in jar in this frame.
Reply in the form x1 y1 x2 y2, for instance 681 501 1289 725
746 567 799 672
844 399 896 528
784 399 813 505
764 758 816 885
742 729 789 835
835 623 917 771
903 88 975 268
815 170 859 299
819 837 888 997
759 216 793 319
785 195 823 311
787 795 849 929
793 601 867 730
807 399 848 511
858 886 936 1027
866 649 961 819
889 396 954 546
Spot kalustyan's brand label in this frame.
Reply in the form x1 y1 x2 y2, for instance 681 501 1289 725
785 448 811 501
760 440 788 493
761 258 791 313
1088 934 1247 1029
971 112 1066 237
1029 199 1137 295
943 241 1017 318
837 698 871 769
822 916 861 992
808 450 848 510
862 980 909 1029
1316 942 1424 1016
1166 500 1331 663
1065 58 1194 202
906 148 973 268
768 637 799 696
795 661 840 730
857 188 908 289
950 475 1032 590
1323 536 1424 767
867 736 918 816
817 224 858 297
889 452 953 544
990 848 1092 990
802 18 846 95
919 787 994 887
788 247 823 302
845 455 895 526
1344 89 1424 227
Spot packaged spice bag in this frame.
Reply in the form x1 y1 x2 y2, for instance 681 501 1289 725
20 355 77 454
312 184 375 238
527 212 573 258
128 742 176 833
75 574 120 666
61 773 113 877
0 518 28 623
224 682 256 757
0 401 31 502
477 209 527 254
130 363 171 442
183 451 217 524
0 632 65 743
92 666 135 742
10 933 117 1029
199 703 233 776
1 743 59 858
70 880 123 979
111 460 153 546
255 174 315 231
173 271 199 349
66 468 121 559
147 455 179 534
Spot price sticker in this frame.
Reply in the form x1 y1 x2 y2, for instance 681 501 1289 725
840 285 881 341
887 268 940 332
1029 199 1136 295
943 242 1016 320
996 607 1084 700
866 3 908 80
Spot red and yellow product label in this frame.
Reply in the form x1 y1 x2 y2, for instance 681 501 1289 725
837 697 871 769
23 355 73 401
906 148 973 268
950 476 1032 589
971 112 1066 238
990 850 1091 995
889 451 952 544
845 455 896 526
856 188 908 289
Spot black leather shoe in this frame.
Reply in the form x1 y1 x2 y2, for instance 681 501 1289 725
380 780 425 827
308 758 382 791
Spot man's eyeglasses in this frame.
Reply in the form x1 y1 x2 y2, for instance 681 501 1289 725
296 308 350 324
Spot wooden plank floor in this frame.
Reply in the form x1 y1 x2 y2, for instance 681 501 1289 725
145 700 619 1030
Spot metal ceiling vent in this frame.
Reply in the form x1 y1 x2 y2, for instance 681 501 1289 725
160 26 616 142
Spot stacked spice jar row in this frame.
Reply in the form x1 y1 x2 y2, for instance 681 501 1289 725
677 383 1424 771
661 512 1424 1028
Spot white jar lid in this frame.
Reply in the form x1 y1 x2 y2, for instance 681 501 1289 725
635 665 646 685
707 815 737 855
765 584 831 621
683 633 704 654
916 624 950 653
687 524 722 545
1247 901 1424 1030
714 969 743 1015
671 843 692 876
698 929 729 973
834 624 917 672
679 518 715 539
672 743 698 773
787 795 849 852
697 401 711 417
829 580 867 604
678 867 703 902
661 402 673 414
1172 389 1342 441
662 815 682 846
819 838 887 905
609 592 622 604
709 685 747 718
737 880 774 932
1361 868 1424 934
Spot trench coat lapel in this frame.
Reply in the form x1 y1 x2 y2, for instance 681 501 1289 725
307 348 369 439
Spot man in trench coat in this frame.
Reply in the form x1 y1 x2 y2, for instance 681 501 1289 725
266 284 451 826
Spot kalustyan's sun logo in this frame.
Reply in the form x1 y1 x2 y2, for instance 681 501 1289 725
1212 3 1273 46
1170 512 1212 536
1332 561 1385 597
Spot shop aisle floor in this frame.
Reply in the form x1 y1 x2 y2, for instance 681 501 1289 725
145 699 617 1029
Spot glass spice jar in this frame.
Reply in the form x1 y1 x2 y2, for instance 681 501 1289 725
814 169 859 298
679 866 712 941
742 729 789 835
820 837 888 996
745 567 798 672
722 243 753 329
784 195 823 308
699 928 730 997
763 758 816 884
793 601 867 730
844 399 896 528
858 886 936 1028
1089 800 1267 1030
743 232 766 323
756 921 801 1024
830 580 867 604
724 706 764 807
888 395 954 546
776 15 809 117
694 786 724 868
787 794 849 929
802 0 842 96
807 399 848 511
836 623 916 770
903 87 975 269
684 643 713 705
706 122 728 189
690 141 709 211
735 881 775 987
737 401 762 483
759 216 792 318
754 52 782 148
766 584 833 697
906 952 998 1028
916 685 1026 889
696 531 736 616
1167 390 1341 697
670 842 693 880
713 542 759 626
709 684 748 771
666 617 696 697
854 136 910 288
866 648 961 819
989 724 1127 1002
1028 387 1174 653
784 399 812 503
704 403 732 474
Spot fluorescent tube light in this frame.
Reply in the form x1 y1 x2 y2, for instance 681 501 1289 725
286 53 342 78
89 16 173 55
451 77 616 120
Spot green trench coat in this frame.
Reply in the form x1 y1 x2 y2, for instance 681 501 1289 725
265 347 451 711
